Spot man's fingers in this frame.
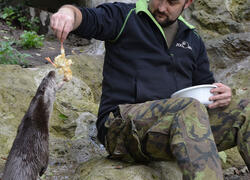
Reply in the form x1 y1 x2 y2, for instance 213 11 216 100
208 100 230 109
211 83 231 93
50 14 62 40
50 14 60 32
54 16 66 41
61 21 74 42
208 99 229 109
50 14 55 29
208 102 219 109
50 12 74 42
211 86 226 94
210 83 232 100
208 83 232 109
209 93 231 101
218 98 231 106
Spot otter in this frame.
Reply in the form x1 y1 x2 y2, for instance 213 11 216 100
2 71 57 180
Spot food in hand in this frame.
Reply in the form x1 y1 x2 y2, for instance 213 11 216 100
45 43 72 82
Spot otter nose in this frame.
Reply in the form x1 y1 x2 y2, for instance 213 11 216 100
48 71 56 78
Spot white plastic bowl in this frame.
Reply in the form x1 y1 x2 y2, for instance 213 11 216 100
171 84 217 106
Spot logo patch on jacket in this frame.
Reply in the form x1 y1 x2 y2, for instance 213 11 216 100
176 41 192 51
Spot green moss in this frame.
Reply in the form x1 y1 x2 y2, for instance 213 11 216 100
222 147 245 169
229 0 249 21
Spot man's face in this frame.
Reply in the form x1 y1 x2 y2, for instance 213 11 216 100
148 0 192 27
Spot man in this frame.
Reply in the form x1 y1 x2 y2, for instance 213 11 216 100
50 0 249 179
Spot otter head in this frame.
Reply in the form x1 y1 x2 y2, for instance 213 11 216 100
27 71 57 124
37 70 57 106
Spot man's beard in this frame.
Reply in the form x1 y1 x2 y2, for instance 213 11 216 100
152 3 186 28
153 13 177 27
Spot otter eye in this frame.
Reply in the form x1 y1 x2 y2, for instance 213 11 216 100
40 86 45 92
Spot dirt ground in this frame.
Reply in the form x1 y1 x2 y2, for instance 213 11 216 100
0 20 89 67
1 20 250 180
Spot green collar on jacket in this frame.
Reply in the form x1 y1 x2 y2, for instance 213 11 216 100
135 0 195 39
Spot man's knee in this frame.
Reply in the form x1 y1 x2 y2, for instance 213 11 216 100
167 97 207 114
176 97 208 117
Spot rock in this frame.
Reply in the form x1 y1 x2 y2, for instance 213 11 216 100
206 32 250 100
224 167 239 176
70 112 107 164
0 55 104 178
192 9 244 34
223 166 249 180
206 32 250 170
74 158 182 180
69 53 103 103
47 112 107 178
222 147 246 169
219 151 227 164
0 65 37 156
183 0 250 39
207 33 250 70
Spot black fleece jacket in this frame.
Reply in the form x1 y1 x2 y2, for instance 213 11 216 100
73 2 215 145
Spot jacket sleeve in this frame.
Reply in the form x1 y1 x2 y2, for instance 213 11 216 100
72 3 127 41
192 37 215 85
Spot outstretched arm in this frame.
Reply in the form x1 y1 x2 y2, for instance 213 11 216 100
51 3 129 42
50 5 82 42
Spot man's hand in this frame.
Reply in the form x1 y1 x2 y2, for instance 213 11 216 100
50 5 82 42
208 83 232 109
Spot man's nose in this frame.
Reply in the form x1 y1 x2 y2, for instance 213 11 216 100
158 1 168 12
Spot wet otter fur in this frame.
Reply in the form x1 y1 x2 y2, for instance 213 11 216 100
2 71 57 180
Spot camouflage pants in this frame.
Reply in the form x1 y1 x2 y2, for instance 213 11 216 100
104 97 250 180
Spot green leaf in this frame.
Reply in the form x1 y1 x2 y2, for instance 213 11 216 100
59 114 68 120
0 40 29 66
19 31 44 49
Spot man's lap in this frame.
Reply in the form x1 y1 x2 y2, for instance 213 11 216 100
104 97 249 163
104 97 211 162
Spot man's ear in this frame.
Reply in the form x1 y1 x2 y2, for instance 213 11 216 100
184 0 193 9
